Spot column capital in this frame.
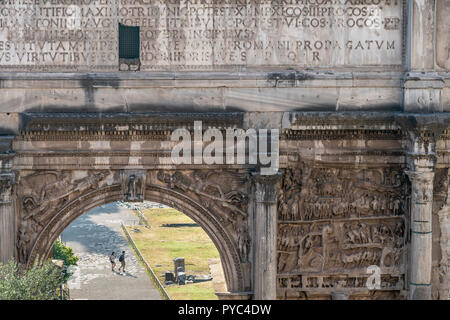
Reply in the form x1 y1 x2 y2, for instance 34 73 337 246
252 172 282 204
406 170 435 206
395 114 450 171
406 153 437 173
0 135 15 172
252 171 283 185
395 114 450 145
0 172 15 205
252 171 280 300
405 170 435 183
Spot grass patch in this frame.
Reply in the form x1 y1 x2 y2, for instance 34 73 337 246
127 208 220 300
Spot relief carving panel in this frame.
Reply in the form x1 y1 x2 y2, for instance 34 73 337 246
277 164 409 298
122 170 146 202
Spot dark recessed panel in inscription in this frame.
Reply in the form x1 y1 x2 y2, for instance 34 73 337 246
0 1 405 71
119 23 140 60
277 165 408 299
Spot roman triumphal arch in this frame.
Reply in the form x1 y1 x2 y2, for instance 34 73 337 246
0 1 449 300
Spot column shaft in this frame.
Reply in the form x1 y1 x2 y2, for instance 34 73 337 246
407 171 434 300
253 173 281 300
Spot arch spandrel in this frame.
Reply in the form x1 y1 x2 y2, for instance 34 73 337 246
16 169 252 294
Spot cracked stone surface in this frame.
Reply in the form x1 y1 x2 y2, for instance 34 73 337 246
62 202 162 300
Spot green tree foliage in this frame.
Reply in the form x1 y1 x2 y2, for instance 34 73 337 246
52 240 79 282
0 259 65 300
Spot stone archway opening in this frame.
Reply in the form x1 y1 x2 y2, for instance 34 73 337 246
55 200 226 300
16 169 252 299
22 182 246 297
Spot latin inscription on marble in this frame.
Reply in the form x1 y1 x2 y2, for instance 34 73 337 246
0 0 405 71
0 0 119 71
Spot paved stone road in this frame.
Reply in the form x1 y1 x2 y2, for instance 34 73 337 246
62 202 162 300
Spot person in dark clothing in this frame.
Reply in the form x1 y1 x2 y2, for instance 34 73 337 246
118 251 126 273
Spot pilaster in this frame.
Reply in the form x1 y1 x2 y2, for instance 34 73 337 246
404 1 442 113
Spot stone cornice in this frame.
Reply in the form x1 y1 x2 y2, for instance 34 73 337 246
0 70 406 82
14 151 173 157
283 112 406 141
19 112 244 133
287 112 401 129
283 129 403 140
12 113 450 146
17 131 172 141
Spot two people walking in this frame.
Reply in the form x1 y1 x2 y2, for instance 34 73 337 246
109 251 126 273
